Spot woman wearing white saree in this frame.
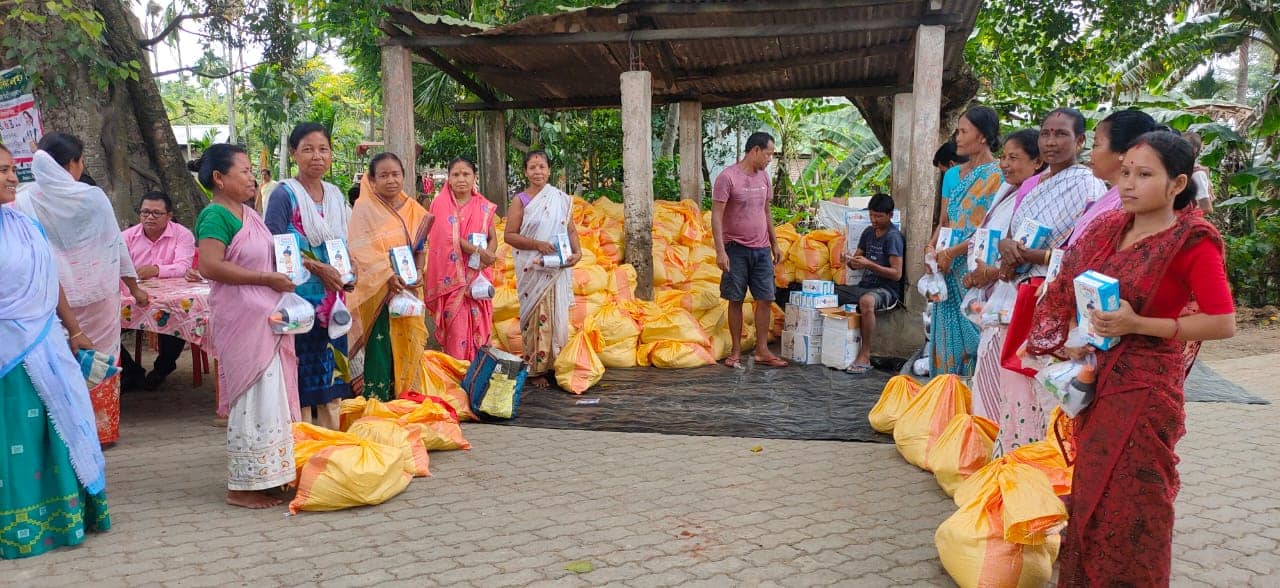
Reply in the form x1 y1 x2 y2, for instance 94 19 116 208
503 151 581 387
13 133 149 445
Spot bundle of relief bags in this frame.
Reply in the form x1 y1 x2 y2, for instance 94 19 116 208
870 374 1075 588
289 393 471 513
488 198 796 394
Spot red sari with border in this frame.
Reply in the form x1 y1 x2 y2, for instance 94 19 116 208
1028 208 1224 587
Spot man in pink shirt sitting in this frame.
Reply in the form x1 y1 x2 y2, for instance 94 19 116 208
120 191 198 390
712 132 787 369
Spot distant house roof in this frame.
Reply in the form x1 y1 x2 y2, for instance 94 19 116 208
172 125 231 146
380 0 983 111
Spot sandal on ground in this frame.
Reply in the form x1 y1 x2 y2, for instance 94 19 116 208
723 355 743 368
845 363 873 374
753 354 789 368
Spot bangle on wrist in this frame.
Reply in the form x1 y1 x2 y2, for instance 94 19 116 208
1170 317 1181 341
67 331 83 340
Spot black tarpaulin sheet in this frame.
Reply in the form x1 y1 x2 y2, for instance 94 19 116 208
493 363 896 443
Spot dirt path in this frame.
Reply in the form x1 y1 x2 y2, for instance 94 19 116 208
1197 316 1280 362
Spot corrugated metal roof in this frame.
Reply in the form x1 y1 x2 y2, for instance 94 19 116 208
381 0 983 111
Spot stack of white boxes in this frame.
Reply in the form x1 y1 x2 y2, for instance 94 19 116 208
785 280 838 365
820 309 862 370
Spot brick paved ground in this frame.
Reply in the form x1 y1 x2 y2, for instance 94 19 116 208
3 353 1278 587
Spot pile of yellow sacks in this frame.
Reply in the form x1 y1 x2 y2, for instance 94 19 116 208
288 386 472 513
491 197 810 393
869 374 1076 588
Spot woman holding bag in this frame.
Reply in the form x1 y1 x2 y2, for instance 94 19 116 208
424 157 499 362
264 122 353 429
961 129 1044 438
194 144 300 509
1028 131 1234 586
504 151 582 387
347 153 432 401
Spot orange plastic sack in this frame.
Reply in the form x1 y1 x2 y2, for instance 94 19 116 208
339 396 368 431
289 423 413 513
788 229 840 273
609 265 638 300
347 417 431 477
955 440 1073 505
935 461 1064 588
492 317 524 355
555 328 605 394
420 351 475 421
397 401 471 451
648 341 716 368
571 265 609 296
868 375 923 434
928 414 1000 496
894 374 972 470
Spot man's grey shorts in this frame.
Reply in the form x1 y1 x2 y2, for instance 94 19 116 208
720 241 776 302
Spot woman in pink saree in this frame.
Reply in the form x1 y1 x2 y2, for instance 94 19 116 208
193 144 300 510
424 157 499 362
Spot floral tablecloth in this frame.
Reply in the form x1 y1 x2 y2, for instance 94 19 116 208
120 278 211 347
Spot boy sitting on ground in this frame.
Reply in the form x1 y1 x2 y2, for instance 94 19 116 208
837 193 904 374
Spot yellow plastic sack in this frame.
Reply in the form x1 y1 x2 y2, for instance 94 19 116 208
339 396 369 432
935 461 1065 588
289 423 413 513
640 307 706 344
609 264 638 300
593 197 624 221
592 302 641 368
420 351 475 421
868 375 923 434
957 440 1074 508
928 414 1000 496
696 303 727 335
788 229 840 273
648 341 716 368
569 298 604 334
555 328 605 394
396 401 471 451
653 242 690 287
347 417 431 477
894 374 972 470
572 265 609 296
493 287 519 323
492 317 524 355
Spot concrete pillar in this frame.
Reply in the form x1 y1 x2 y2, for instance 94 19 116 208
890 92 914 204
476 111 508 215
621 71 655 301
678 100 704 206
906 25 945 303
380 45 417 199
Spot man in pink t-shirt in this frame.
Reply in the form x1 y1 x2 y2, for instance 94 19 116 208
712 132 787 369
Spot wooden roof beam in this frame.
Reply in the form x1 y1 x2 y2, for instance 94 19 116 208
677 44 912 81
453 79 904 112
387 14 963 48
614 0 908 15
406 46 502 106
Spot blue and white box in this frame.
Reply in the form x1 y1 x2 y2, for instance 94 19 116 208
935 227 960 251
812 294 838 309
1074 270 1121 350
1013 219 1052 250
802 279 835 295
467 233 488 269
967 228 1003 272
1044 249 1067 285
846 210 871 254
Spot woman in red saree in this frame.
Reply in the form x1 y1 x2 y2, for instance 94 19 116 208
1027 131 1235 586
423 157 499 361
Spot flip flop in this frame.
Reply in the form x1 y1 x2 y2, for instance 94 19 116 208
723 356 743 369
845 363 873 374
754 355 789 368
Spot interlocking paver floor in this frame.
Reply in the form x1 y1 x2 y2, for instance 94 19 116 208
4 353 1278 587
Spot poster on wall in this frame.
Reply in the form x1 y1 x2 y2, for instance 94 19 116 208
0 66 42 183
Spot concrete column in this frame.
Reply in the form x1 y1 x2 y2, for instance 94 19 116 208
621 71 655 300
476 111 508 215
890 92 914 204
380 45 417 199
678 100 704 206
906 25 945 308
